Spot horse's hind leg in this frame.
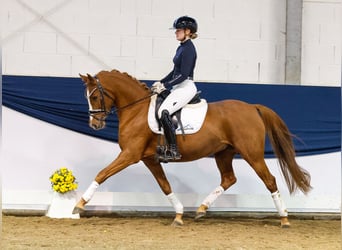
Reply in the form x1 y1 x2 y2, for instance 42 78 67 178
196 149 237 220
143 158 184 226
247 158 290 228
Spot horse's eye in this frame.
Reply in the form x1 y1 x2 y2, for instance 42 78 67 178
91 96 98 101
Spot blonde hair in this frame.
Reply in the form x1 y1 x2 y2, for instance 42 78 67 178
190 33 198 39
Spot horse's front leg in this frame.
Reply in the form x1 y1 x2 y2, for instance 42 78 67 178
73 151 139 214
143 158 184 226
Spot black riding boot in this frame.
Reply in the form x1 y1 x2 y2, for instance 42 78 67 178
159 110 181 162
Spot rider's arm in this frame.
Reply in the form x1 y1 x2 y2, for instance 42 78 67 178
160 70 174 84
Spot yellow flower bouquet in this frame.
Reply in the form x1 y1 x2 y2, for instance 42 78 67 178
49 167 78 194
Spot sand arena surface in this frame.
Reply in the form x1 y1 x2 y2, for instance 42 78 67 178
1 215 340 249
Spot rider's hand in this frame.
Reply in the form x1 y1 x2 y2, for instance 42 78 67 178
151 81 166 94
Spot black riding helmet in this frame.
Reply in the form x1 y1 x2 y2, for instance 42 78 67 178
172 16 198 33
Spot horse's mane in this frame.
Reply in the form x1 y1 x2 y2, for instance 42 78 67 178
99 69 150 91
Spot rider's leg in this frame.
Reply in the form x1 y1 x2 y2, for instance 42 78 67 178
160 109 181 160
157 80 197 161
158 79 197 116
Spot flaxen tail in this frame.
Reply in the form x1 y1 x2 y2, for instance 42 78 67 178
256 104 312 194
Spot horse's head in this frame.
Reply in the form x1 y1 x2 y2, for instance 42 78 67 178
80 73 115 130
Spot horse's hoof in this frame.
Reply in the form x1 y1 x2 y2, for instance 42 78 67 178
72 206 84 215
281 222 291 228
171 219 183 227
194 211 206 220
280 217 291 228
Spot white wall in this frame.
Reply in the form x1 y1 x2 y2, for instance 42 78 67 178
302 0 342 86
1 0 341 85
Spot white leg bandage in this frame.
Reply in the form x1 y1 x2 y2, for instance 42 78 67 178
167 193 184 214
272 190 288 217
201 186 224 208
82 181 99 202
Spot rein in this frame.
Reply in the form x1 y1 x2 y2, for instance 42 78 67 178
112 92 156 113
87 78 155 118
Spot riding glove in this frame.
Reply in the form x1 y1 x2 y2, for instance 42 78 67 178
151 81 166 94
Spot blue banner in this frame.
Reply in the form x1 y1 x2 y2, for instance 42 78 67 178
3 75 341 157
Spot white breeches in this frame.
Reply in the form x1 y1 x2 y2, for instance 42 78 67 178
158 79 197 118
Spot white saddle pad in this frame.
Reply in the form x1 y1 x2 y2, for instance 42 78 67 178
147 95 208 135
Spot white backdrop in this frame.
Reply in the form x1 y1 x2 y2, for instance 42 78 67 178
2 107 340 213
1 0 341 86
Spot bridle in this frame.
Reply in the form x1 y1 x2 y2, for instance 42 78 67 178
86 78 155 120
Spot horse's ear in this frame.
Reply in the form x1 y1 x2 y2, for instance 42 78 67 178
79 74 87 82
79 73 95 85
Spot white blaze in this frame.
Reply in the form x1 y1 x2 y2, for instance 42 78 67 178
87 88 94 122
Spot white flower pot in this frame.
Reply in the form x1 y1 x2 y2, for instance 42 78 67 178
46 191 80 219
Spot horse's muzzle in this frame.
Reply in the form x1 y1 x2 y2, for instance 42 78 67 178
89 115 106 130
89 121 105 130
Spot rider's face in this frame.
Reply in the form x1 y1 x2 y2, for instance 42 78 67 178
175 29 190 41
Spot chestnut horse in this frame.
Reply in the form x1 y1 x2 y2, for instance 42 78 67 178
73 69 311 227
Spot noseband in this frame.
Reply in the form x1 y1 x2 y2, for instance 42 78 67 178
86 78 116 121
86 78 155 121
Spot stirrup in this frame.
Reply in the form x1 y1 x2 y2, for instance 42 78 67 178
156 145 181 163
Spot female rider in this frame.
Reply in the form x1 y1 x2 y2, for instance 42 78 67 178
151 16 198 162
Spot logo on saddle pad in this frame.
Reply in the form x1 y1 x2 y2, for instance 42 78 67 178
148 95 208 135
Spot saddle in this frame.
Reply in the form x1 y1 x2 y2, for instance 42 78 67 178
154 91 202 134
147 92 207 135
